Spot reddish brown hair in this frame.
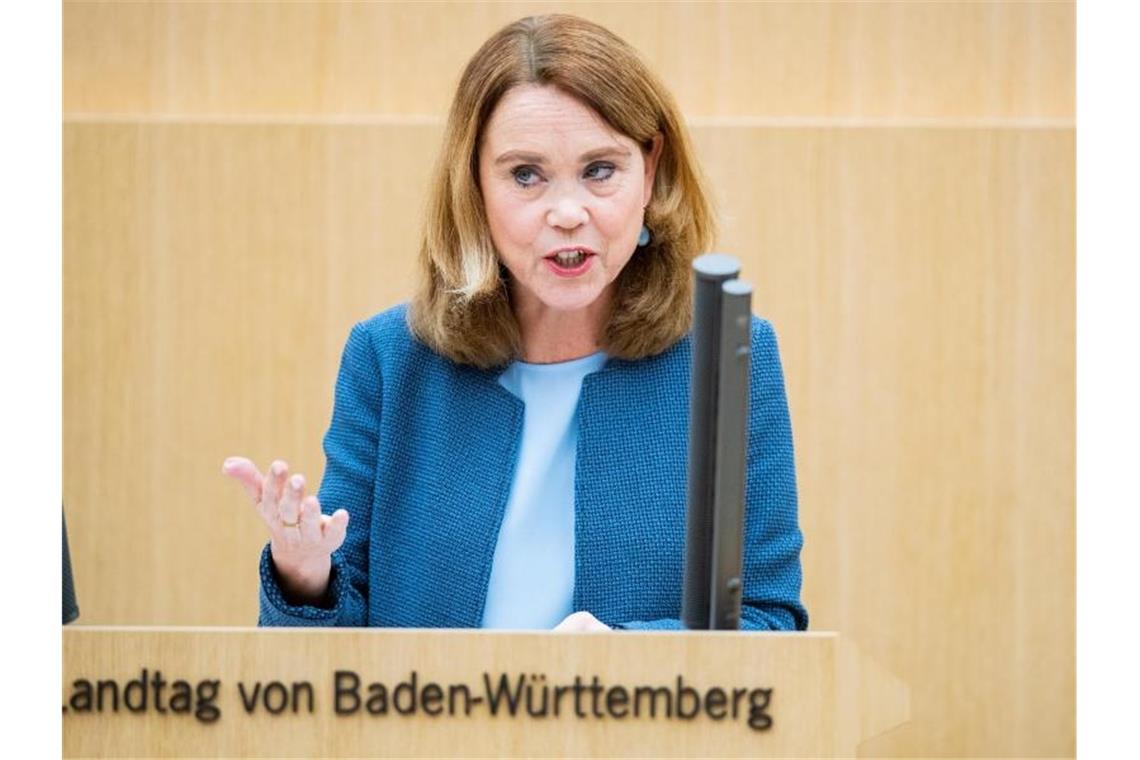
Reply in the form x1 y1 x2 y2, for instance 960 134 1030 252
408 14 716 369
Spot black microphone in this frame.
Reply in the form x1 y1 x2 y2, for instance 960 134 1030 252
683 254 741 630
709 279 751 630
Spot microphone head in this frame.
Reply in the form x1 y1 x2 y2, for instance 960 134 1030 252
693 253 741 281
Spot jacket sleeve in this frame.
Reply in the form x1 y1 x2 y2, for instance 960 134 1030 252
610 318 809 632
258 321 380 627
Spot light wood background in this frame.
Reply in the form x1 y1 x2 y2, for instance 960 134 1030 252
62 2 1075 757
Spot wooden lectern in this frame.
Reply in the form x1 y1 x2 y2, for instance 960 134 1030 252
63 628 908 757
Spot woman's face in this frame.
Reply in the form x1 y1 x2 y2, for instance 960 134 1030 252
478 84 662 315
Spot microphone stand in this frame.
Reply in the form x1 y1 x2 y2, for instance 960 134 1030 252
683 254 752 630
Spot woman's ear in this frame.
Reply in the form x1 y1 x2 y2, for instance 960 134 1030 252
642 133 664 208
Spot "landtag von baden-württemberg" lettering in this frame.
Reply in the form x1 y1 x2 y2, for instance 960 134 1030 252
63 669 774 731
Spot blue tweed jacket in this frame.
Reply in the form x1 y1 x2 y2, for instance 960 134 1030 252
258 303 808 631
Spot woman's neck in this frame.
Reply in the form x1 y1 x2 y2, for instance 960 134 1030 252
512 285 612 364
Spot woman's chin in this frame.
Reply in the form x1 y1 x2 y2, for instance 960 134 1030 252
535 287 606 313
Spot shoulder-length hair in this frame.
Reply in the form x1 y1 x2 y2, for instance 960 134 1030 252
407 13 716 369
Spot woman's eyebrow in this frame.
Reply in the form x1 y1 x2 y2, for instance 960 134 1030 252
493 146 632 166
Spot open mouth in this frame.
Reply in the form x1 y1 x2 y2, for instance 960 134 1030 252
545 248 596 276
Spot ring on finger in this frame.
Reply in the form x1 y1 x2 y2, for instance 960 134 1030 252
280 516 301 528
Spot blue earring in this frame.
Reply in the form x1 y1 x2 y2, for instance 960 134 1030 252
638 224 651 247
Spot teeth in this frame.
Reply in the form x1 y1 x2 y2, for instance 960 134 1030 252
555 250 586 267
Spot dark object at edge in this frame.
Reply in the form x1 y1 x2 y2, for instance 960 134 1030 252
64 509 79 624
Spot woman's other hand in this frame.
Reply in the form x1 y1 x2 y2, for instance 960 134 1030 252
222 456 350 605
553 611 611 631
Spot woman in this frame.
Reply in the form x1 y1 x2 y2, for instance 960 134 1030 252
223 14 807 632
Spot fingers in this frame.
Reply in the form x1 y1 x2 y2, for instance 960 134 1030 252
222 457 263 504
261 460 289 516
321 509 350 552
553 611 610 632
552 612 582 631
298 495 322 542
279 473 305 526
225 458 339 563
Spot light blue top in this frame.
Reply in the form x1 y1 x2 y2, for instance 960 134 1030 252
479 349 609 629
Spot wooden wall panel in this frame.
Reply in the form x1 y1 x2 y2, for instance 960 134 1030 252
64 1 1074 119
692 126 1074 757
63 121 1074 756
64 121 441 624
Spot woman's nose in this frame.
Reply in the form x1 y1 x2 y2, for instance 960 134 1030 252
546 193 589 230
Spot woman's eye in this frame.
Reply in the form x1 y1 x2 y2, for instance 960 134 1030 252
511 166 541 187
585 162 616 182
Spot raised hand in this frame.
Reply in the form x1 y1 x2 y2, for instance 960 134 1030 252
222 456 350 605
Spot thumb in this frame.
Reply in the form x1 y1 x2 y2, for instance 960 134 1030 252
321 509 350 551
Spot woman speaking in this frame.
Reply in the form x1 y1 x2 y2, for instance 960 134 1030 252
223 14 807 632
